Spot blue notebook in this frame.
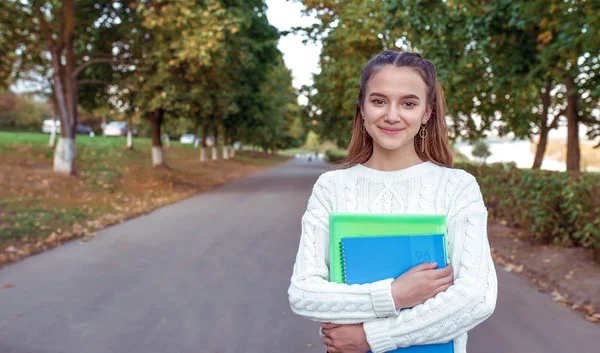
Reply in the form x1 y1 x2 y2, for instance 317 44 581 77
341 235 454 353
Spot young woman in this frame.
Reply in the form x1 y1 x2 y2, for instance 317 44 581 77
288 51 498 353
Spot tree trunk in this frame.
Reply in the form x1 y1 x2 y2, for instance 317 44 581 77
48 96 59 148
200 119 207 163
54 137 76 174
49 117 58 148
212 124 219 161
126 128 133 150
47 0 76 175
532 83 552 169
230 145 235 158
150 109 165 167
223 145 229 160
565 76 580 172
532 132 549 169
222 133 229 159
200 147 207 162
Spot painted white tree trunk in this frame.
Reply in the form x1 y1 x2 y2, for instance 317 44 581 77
230 146 235 158
200 147 207 163
53 137 75 174
48 126 57 148
152 146 165 166
127 130 133 149
212 146 218 161
164 134 171 148
194 139 200 148
223 146 229 160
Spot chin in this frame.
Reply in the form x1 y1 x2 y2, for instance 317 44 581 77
374 139 410 151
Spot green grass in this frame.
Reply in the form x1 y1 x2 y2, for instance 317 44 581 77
0 201 94 246
0 131 291 260
278 148 318 156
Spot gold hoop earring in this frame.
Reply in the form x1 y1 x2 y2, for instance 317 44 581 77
419 123 428 152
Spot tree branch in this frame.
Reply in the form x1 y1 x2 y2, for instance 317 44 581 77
16 89 52 96
76 52 117 60
579 115 597 124
78 80 111 86
549 113 561 130
34 6 58 51
72 58 118 78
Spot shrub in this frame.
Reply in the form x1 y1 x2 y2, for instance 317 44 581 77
456 162 600 257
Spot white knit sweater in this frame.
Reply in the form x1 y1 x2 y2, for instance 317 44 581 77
288 161 498 353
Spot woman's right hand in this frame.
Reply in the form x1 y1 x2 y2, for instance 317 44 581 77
390 262 454 310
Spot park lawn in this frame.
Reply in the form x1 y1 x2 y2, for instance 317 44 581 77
0 132 290 265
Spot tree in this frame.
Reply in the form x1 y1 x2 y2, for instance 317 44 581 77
130 0 241 166
472 140 491 165
297 0 390 147
1 0 135 174
385 0 600 172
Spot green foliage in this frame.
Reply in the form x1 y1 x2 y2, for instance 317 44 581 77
299 0 600 165
471 140 491 164
457 162 600 251
297 0 388 147
325 149 347 163
0 91 52 130
303 131 321 150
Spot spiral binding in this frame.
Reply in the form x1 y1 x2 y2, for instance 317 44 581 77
340 240 348 283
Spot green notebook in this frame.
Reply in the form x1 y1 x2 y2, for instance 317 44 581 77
329 213 447 283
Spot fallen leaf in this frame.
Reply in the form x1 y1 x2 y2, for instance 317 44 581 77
543 259 551 263
3 283 13 288
565 270 574 280
551 290 568 304
583 304 595 315
307 344 315 348
586 313 600 323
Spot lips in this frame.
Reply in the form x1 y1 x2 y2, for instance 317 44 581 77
378 127 405 134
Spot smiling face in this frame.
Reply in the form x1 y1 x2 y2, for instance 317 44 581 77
361 66 431 156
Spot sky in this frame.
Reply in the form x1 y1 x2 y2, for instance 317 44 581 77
264 0 321 90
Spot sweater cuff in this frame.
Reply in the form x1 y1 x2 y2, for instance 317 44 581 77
369 278 397 318
364 319 396 353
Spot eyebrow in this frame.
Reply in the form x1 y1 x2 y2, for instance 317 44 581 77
368 92 421 100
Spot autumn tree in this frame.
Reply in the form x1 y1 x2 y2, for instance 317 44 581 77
0 0 136 174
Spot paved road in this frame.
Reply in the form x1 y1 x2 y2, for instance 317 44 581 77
1 158 599 353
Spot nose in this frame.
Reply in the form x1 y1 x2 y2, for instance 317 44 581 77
384 105 402 123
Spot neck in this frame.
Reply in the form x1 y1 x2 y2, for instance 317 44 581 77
364 142 424 171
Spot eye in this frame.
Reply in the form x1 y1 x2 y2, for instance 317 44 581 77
404 101 417 107
372 99 385 105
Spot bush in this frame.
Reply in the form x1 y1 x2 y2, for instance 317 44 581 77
325 149 347 163
456 162 600 257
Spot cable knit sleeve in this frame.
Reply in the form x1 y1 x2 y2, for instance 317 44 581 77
363 173 498 353
288 173 399 323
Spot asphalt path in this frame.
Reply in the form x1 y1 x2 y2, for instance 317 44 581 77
1 158 599 353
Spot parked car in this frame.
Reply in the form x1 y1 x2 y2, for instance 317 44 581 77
179 134 199 145
42 118 94 136
103 121 129 137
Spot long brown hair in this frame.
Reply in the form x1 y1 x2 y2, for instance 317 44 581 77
342 51 453 168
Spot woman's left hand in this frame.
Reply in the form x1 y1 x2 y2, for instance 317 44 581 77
321 322 372 353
